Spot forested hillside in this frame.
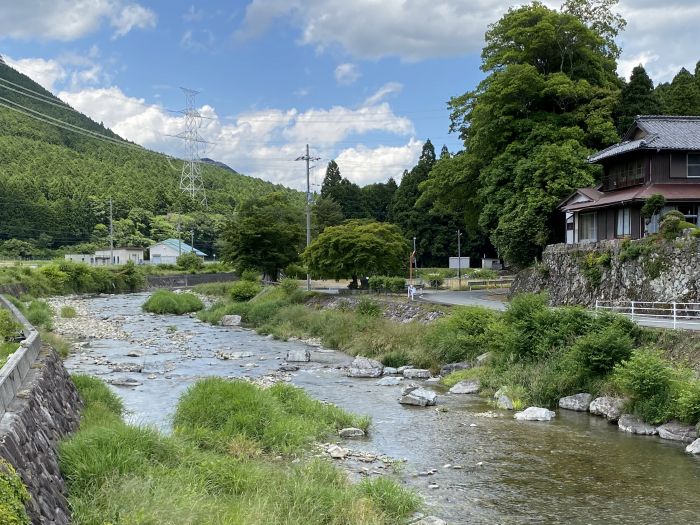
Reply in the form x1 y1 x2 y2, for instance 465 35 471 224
0 62 301 256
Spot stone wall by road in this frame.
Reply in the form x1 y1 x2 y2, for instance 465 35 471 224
0 296 82 524
511 236 700 306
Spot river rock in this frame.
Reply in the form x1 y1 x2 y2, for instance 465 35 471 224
339 427 365 438
414 517 446 525
496 395 514 410
397 365 413 374
383 366 398 375
348 356 384 378
377 376 403 386
686 438 700 454
558 393 592 412
514 407 556 421
109 377 142 387
327 444 349 459
589 396 626 422
220 315 242 326
440 362 470 376
125 351 143 358
618 414 658 435
403 368 431 379
657 421 697 443
449 379 480 394
476 352 493 365
286 349 310 362
399 385 437 406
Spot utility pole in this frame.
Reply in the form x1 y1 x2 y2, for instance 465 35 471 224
190 230 194 252
176 217 182 256
109 197 114 265
176 88 208 205
457 229 463 290
295 144 320 290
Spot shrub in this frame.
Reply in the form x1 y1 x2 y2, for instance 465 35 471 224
660 210 698 239
356 298 381 317
25 300 53 330
230 281 262 302
674 378 700 425
176 252 204 271
279 278 299 296
0 458 30 525
424 306 496 364
367 276 405 293
0 309 21 342
571 324 633 375
240 270 259 282
614 349 674 424
142 290 204 314
60 306 77 318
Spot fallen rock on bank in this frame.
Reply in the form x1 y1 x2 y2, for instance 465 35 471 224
220 315 242 326
618 414 658 435
558 393 592 412
376 376 403 386
347 356 384 378
449 379 480 394
589 396 626 422
686 438 700 455
657 421 696 443
338 427 365 438
403 368 431 379
440 362 470 376
514 407 556 421
399 385 437 407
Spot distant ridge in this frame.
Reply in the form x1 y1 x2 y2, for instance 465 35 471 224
200 157 239 174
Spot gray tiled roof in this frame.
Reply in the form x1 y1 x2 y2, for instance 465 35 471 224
588 115 700 163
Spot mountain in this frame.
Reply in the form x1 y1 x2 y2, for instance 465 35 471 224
199 158 239 174
0 63 302 252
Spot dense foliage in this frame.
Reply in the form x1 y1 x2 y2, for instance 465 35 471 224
142 290 204 314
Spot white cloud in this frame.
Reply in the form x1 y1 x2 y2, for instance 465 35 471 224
57 85 418 189
363 82 402 106
0 0 156 41
334 63 360 85
239 0 507 60
5 50 110 92
3 57 67 91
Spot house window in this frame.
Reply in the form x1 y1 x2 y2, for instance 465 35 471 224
677 204 699 226
605 159 645 189
579 212 597 242
616 208 630 237
688 154 700 178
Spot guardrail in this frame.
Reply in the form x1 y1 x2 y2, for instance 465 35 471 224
595 300 700 329
444 277 515 291
0 296 41 417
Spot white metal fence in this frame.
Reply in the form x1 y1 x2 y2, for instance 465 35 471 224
595 300 700 329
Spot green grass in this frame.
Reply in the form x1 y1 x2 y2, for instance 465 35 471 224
142 289 204 314
61 376 417 525
60 306 77 318
193 281 237 297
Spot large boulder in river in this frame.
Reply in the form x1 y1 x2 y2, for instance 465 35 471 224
496 395 514 410
377 376 403 386
399 385 437 406
220 315 242 326
338 427 365 438
449 379 480 394
686 438 700 455
286 349 310 362
514 407 556 422
347 356 384 378
558 393 592 412
618 414 658 435
657 421 697 443
403 368 431 379
589 396 626 422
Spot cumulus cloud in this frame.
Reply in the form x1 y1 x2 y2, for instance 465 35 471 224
5 50 110 92
3 57 67 91
238 0 506 60
57 85 418 189
334 63 360 85
0 0 156 41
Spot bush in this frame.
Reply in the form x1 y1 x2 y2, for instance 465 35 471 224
0 458 30 525
240 270 259 282
176 252 204 271
230 281 262 302
356 298 381 317
571 324 633 375
279 278 299 296
614 349 674 424
60 306 77 318
0 309 21 342
368 276 406 293
424 307 496 363
674 377 700 425
25 300 53 330
142 290 204 315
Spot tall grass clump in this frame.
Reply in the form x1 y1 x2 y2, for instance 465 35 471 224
193 281 236 297
25 300 53 330
423 306 496 364
142 290 204 314
60 305 77 318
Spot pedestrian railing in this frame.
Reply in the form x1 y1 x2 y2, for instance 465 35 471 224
445 277 514 291
595 300 700 329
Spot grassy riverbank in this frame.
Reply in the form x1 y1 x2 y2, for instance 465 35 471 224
60 375 419 525
197 286 700 430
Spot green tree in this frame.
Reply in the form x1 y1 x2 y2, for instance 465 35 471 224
615 65 661 133
663 68 700 115
439 3 620 266
312 196 344 235
320 160 342 199
562 0 626 59
361 178 397 222
219 192 303 280
303 220 408 288
0 238 35 258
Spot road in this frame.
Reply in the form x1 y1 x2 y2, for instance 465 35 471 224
417 288 700 331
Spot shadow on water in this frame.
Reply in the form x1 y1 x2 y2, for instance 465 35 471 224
64 293 700 525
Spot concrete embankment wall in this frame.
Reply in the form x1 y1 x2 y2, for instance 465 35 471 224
145 271 237 289
0 296 82 524
511 236 700 306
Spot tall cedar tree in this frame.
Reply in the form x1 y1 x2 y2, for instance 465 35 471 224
320 160 367 219
661 68 700 115
615 65 661 133
426 2 622 266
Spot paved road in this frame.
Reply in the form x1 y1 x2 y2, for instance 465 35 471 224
417 289 700 331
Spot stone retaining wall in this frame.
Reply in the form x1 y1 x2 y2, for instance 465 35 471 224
146 271 237 289
0 296 82 524
511 236 700 306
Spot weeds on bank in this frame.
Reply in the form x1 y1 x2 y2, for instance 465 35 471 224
61 375 417 525
142 289 204 314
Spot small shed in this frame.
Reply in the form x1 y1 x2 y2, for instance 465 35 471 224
149 239 207 265
93 247 144 266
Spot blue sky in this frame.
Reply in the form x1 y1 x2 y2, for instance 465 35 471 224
1 1 698 189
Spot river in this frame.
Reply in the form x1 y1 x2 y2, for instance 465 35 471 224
56 292 700 525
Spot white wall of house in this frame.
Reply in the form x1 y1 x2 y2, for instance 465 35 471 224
64 254 94 264
94 248 144 265
149 242 204 265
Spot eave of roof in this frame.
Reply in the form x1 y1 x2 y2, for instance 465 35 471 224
562 183 700 212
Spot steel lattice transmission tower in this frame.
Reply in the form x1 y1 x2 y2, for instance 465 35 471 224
177 87 208 205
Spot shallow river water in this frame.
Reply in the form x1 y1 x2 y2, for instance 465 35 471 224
61 293 700 525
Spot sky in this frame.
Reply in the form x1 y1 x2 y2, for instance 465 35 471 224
1 0 699 191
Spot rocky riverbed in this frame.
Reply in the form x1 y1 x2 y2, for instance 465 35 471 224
53 293 700 525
